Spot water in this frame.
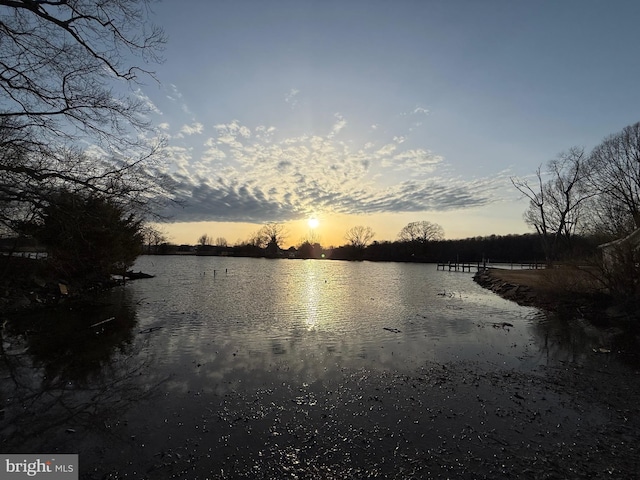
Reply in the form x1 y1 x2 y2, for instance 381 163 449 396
128 256 542 384
0 256 624 478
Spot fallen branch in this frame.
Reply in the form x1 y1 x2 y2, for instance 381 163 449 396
89 317 116 328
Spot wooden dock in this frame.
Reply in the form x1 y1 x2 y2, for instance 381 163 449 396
436 261 543 272
436 261 485 272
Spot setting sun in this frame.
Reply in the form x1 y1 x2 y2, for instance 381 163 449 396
307 218 320 229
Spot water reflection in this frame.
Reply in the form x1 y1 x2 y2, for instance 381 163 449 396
123 256 628 388
301 262 321 331
4 289 138 385
0 288 163 455
528 309 640 368
2 256 637 476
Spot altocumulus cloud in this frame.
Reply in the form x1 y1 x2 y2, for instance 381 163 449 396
159 115 505 223
179 122 204 137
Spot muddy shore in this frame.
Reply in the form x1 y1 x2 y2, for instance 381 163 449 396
76 361 638 480
7 353 639 479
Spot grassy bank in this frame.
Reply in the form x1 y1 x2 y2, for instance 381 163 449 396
473 266 635 324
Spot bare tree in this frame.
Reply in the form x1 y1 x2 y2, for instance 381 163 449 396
398 221 444 243
258 223 287 254
197 234 213 247
215 237 228 247
300 229 321 247
345 225 375 250
0 0 165 146
511 147 594 261
246 231 266 249
0 137 170 232
0 1 168 235
141 224 167 254
587 121 640 236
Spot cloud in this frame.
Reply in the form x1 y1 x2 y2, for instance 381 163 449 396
134 88 162 115
210 122 247 150
328 113 347 138
159 113 506 224
402 106 429 116
382 149 443 174
165 83 192 115
166 83 183 101
285 88 300 108
166 176 298 223
375 143 397 157
179 122 204 136
400 106 429 132
355 177 498 214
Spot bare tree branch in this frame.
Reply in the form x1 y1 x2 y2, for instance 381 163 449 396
398 221 444 243
345 225 375 249
587 122 640 233
511 148 593 261
0 1 171 237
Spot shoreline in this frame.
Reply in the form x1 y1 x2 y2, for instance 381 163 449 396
473 267 618 322
474 267 640 366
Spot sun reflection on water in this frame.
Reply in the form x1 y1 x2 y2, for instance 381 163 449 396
304 278 320 330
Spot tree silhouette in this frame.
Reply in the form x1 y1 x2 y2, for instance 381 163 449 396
344 226 375 259
0 0 165 146
0 0 169 238
198 234 213 247
398 221 444 243
31 191 143 283
345 225 375 249
512 147 594 261
587 122 640 236
258 223 287 256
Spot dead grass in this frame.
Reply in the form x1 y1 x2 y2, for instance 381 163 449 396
490 265 605 295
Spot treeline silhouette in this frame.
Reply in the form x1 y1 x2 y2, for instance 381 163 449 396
146 233 600 264
333 234 545 263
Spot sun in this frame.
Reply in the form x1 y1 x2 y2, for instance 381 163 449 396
307 217 320 229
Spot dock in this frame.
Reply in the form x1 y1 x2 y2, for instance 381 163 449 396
436 261 544 272
436 261 485 272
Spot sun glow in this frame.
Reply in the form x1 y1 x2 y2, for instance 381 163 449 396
307 217 320 229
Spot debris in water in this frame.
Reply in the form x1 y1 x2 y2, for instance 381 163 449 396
139 326 163 334
489 322 514 329
593 347 611 354
89 317 115 328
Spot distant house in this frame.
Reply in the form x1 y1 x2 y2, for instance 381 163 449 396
598 227 640 268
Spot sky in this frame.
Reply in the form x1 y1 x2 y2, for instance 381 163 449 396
138 0 640 248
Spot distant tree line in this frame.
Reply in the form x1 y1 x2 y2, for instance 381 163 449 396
149 221 562 264
332 233 554 263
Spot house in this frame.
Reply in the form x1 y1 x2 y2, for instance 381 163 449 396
598 227 640 269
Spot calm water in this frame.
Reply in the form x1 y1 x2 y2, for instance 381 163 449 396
0 256 615 477
128 256 543 383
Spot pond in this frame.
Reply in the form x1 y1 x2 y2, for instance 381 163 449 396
1 256 636 479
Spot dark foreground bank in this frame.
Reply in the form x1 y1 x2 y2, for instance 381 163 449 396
98 362 639 479
3 346 640 479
